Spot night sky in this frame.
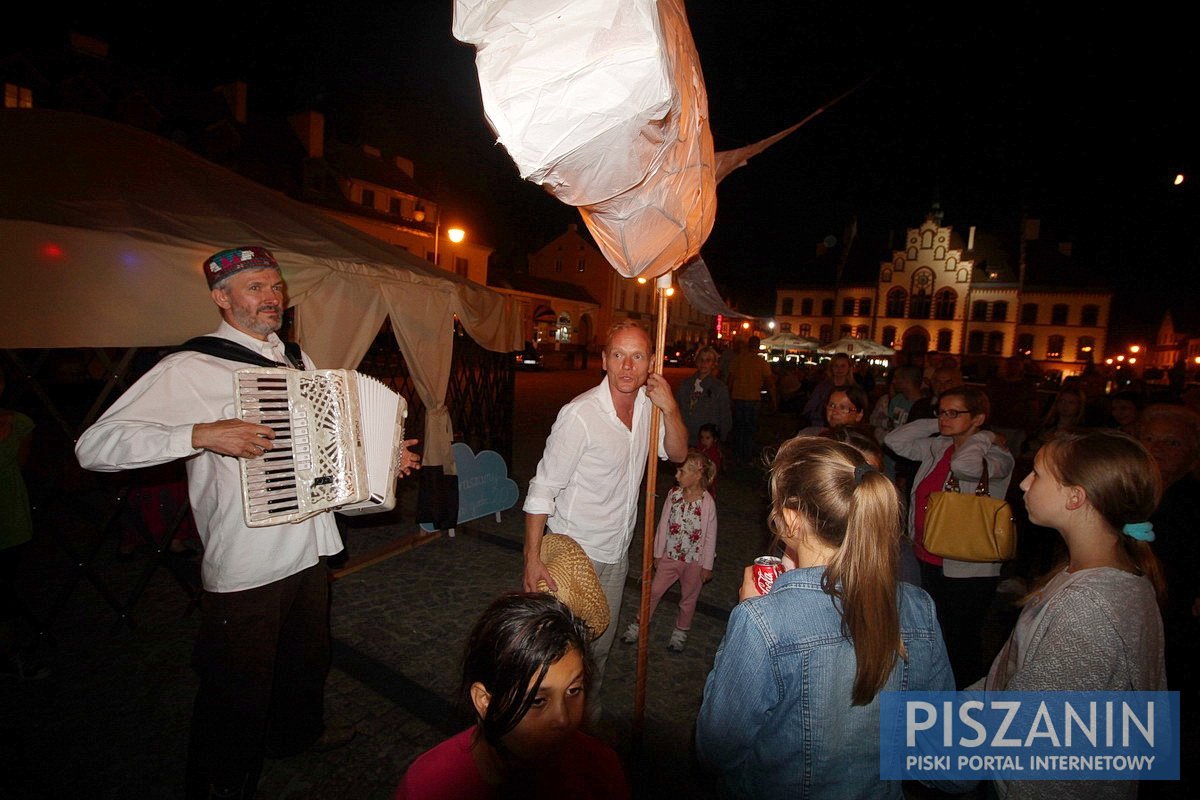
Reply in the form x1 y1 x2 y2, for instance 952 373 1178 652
16 2 1196 330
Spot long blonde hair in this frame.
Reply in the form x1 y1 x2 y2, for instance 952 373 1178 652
768 436 906 705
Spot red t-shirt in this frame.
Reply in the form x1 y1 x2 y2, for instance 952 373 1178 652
913 446 955 567
396 726 630 800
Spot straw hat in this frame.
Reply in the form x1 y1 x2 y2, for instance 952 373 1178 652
536 534 610 640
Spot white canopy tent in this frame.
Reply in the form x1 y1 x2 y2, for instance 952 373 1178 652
0 109 524 468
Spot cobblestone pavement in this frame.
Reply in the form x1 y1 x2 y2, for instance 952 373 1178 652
0 366 1106 799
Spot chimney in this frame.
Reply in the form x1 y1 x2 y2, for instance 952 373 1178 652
393 156 414 177
289 110 325 158
967 225 976 251
217 81 247 124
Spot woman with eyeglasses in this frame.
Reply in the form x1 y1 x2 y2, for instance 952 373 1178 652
885 385 1014 687
797 384 872 439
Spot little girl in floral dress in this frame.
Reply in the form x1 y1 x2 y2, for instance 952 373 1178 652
621 450 718 652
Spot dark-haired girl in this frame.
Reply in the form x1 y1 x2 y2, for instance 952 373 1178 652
396 593 629 799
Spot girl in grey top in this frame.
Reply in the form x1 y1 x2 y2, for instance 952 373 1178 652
977 430 1167 800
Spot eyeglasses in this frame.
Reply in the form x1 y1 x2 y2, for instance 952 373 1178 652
936 408 970 419
826 403 859 414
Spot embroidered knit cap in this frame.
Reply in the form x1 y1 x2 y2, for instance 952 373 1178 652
203 246 279 289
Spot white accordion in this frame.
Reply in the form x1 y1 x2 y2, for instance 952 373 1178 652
234 368 408 527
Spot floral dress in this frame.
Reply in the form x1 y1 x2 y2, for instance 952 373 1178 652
663 487 705 563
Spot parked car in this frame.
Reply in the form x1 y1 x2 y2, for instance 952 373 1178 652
515 341 542 370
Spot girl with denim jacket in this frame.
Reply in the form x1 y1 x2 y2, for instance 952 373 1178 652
695 436 956 799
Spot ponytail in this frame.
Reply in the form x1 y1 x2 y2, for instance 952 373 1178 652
826 467 906 705
768 437 907 706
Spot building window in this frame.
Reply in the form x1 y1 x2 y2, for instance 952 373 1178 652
842 297 856 316
934 288 957 320
840 324 852 337
781 298 794 315
1021 303 1039 325
855 325 869 338
1016 333 1034 356
1080 304 1100 326
987 331 1005 355
859 298 872 316
799 323 812 337
780 323 792 332
801 298 813 315
1051 304 1069 325
576 258 586 272
971 300 988 322
1047 335 1065 359
389 197 401 215
819 325 833 343
1076 336 1096 360
936 329 952 352
909 292 931 319
554 258 563 273
881 326 896 348
360 188 375 209
967 331 985 354
455 256 468 277
4 83 33 108
886 288 906 318
821 298 834 316
881 268 893 283
992 301 1008 322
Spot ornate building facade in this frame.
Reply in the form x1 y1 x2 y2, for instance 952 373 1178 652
774 214 1112 378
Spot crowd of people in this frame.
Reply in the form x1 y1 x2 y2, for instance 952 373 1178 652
6 244 1197 798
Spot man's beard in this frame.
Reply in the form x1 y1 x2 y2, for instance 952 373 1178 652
232 304 282 336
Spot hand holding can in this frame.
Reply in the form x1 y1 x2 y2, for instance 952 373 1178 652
739 556 784 601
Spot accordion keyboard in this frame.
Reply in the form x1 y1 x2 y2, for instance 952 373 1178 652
237 372 313 521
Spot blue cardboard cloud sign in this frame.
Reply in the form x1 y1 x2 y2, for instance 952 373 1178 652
420 442 519 532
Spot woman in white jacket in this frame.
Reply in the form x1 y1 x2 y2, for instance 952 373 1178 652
884 385 1014 687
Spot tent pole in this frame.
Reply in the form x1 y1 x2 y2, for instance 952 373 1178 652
633 273 672 750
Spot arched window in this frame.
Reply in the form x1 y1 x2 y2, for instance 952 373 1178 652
881 326 896 348
886 288 907 317
909 292 931 319
921 230 934 249
934 246 946 260
934 288 957 320
881 268 893 283
936 329 953 352
799 323 812 337
855 325 869 338
819 325 833 343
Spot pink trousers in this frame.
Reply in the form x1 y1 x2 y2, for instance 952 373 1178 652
648 557 705 631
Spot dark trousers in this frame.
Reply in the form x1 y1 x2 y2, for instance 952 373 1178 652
919 560 999 688
731 400 762 463
185 559 331 799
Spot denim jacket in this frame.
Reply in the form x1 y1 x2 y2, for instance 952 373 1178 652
695 567 955 799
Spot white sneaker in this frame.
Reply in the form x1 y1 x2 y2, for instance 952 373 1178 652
667 628 688 652
620 623 640 644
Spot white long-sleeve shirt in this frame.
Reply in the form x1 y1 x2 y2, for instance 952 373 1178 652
523 378 667 564
76 322 343 592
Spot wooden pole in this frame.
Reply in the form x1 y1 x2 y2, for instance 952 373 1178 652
633 273 672 749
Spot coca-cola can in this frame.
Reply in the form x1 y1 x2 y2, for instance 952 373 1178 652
752 555 784 595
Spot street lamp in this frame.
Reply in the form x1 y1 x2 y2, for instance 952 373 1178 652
412 202 465 265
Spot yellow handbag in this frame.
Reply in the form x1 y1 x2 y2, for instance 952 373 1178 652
923 460 1017 562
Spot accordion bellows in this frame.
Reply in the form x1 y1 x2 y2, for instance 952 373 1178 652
537 534 610 640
